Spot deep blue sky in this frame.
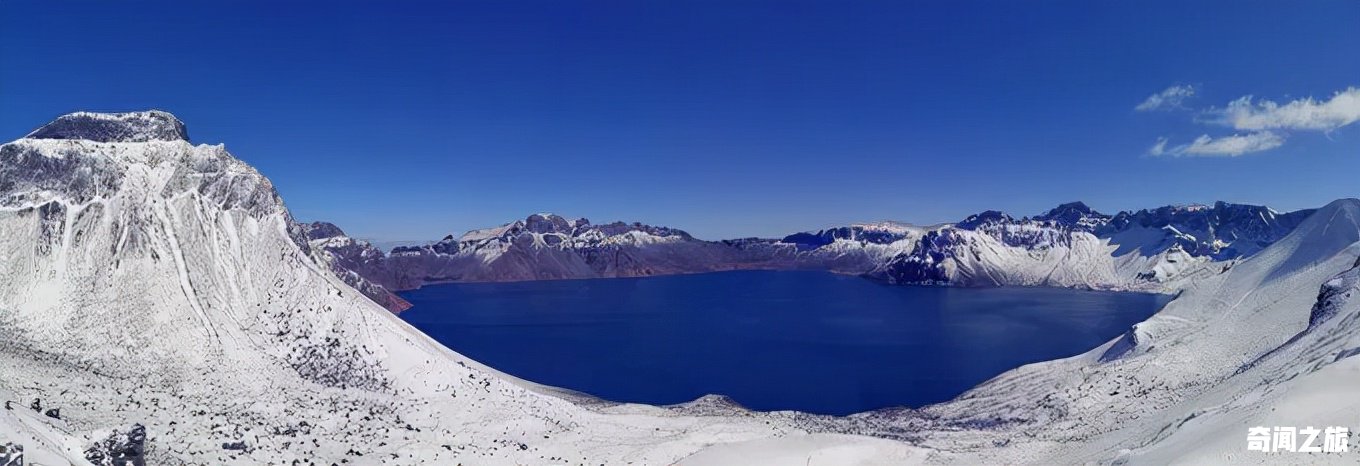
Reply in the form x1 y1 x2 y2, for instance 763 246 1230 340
2 1 1358 241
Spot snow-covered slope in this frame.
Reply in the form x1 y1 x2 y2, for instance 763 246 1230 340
0 111 841 465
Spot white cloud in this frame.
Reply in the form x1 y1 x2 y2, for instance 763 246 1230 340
1142 85 1358 159
1135 85 1197 111
1151 131 1285 157
1147 137 1168 156
1220 87 1360 131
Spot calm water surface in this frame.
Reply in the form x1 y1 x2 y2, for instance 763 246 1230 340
399 270 1170 415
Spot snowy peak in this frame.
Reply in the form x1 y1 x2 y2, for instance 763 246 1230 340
1099 201 1314 260
25 110 189 143
456 213 587 242
954 210 1014 230
523 213 587 234
301 221 347 240
448 214 690 246
298 220 412 313
780 223 917 248
955 202 1110 232
1034 201 1110 230
2 112 283 218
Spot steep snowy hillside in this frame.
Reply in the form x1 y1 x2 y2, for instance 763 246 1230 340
300 221 411 313
0 111 875 465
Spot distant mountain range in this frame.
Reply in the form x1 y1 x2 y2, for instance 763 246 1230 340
311 201 1315 312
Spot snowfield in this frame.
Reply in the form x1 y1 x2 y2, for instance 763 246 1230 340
0 111 1358 465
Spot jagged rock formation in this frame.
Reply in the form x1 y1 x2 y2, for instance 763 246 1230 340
322 201 1311 295
377 213 768 286
300 221 411 313
866 201 1314 291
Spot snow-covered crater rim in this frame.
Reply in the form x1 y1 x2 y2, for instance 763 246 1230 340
25 110 189 143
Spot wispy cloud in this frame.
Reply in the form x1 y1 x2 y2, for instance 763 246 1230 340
1149 131 1285 157
1135 85 1197 111
1147 137 1168 156
1218 87 1360 132
1142 85 1357 159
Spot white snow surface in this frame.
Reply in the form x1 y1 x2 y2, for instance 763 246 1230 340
2 112 1359 465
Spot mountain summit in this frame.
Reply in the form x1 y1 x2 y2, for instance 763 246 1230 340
25 110 189 143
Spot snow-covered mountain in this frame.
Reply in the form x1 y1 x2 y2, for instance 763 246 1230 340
866 201 1314 291
327 201 1309 295
1097 201 1313 260
375 213 767 286
867 198 1360 464
724 221 928 273
315 215 929 290
5 110 1358 465
300 221 411 313
0 111 837 464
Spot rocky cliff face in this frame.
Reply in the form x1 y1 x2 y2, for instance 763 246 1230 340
324 201 1311 294
866 201 1315 291
300 222 411 313
379 213 762 286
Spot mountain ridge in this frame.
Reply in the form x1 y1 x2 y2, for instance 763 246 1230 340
317 199 1316 297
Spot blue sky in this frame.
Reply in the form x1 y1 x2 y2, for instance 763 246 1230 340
2 1 1358 241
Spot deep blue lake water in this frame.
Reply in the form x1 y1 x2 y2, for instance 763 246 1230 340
399 270 1171 415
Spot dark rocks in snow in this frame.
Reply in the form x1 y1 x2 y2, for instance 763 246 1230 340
1098 201 1314 260
954 210 1014 231
84 423 146 466
298 221 413 313
781 225 909 249
1033 201 1110 231
301 221 348 241
0 443 22 466
315 201 1317 294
